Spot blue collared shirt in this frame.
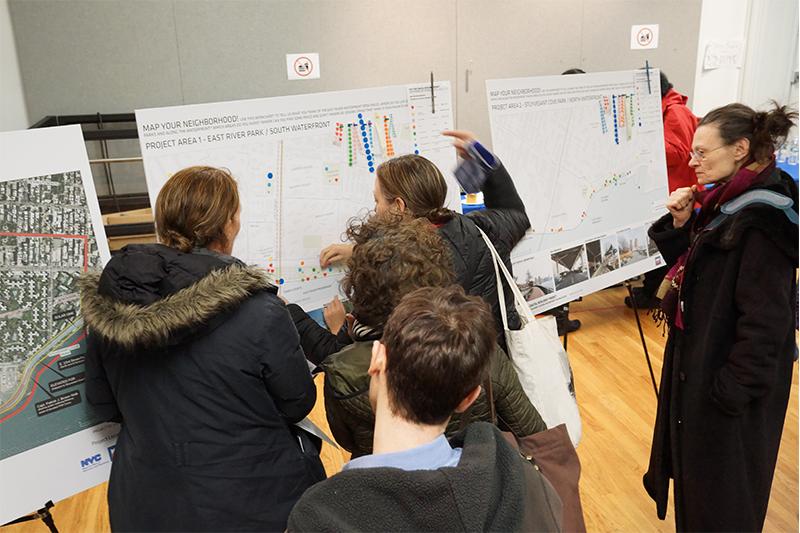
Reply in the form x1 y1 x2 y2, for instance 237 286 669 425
343 434 462 471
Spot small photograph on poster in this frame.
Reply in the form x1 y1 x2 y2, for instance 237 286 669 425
618 226 649 266
647 232 659 256
514 254 556 301
551 244 589 290
586 236 621 278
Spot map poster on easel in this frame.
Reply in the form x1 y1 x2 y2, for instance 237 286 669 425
487 69 669 313
136 82 459 311
0 125 118 524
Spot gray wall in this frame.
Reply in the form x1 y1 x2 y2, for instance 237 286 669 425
9 0 702 195
456 0 703 148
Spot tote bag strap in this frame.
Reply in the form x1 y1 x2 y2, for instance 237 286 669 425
476 227 511 331
476 227 534 323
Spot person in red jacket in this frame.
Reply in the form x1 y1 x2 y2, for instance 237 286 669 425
627 71 698 309
661 72 699 192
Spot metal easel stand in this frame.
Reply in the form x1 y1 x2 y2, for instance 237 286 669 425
3 501 59 533
625 281 659 399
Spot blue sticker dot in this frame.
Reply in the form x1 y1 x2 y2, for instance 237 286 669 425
367 155 373 161
267 172 273 178
364 143 370 150
279 278 284 285
358 113 363 118
414 150 420 155
369 168 375 173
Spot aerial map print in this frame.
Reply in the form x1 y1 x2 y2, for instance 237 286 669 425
0 171 105 460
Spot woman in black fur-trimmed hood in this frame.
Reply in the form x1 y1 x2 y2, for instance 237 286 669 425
80 166 324 532
643 103 798 532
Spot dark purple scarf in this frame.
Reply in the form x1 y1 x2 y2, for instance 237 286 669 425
656 158 776 329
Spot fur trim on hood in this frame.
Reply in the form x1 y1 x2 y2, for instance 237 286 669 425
79 265 273 350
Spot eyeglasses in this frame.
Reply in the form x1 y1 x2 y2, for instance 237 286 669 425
689 145 726 162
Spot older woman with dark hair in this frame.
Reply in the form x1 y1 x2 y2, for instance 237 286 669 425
80 166 324 532
643 103 798 532
322 214 546 458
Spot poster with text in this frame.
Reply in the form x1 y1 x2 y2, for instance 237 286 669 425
487 70 668 313
136 82 459 310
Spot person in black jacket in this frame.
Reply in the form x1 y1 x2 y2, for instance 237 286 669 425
80 166 324 532
291 130 529 363
643 103 798 532
288 286 561 532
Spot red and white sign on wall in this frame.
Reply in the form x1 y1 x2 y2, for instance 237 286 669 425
630 24 659 50
286 53 320 80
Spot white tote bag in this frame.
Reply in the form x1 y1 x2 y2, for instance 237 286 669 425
477 228 582 445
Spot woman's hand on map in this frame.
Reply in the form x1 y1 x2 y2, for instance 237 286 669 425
665 185 697 229
323 296 346 334
442 130 478 159
319 243 354 268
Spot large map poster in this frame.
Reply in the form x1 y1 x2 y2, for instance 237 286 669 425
0 125 117 524
487 70 669 313
136 83 459 310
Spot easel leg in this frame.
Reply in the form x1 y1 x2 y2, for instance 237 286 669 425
625 282 659 398
3 501 58 533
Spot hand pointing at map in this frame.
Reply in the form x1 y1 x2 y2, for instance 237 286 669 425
319 243 354 268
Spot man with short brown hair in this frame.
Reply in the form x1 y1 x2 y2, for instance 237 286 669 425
288 286 562 532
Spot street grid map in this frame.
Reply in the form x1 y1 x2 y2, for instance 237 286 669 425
0 171 104 460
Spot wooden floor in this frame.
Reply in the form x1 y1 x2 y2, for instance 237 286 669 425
4 287 797 532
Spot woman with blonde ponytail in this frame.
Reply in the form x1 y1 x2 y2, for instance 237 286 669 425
644 102 798 531
80 166 324 532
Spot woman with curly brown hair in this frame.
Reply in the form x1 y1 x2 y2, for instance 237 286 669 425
321 214 546 458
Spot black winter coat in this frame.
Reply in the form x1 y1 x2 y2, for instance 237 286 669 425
80 245 324 532
643 170 798 532
442 162 529 333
